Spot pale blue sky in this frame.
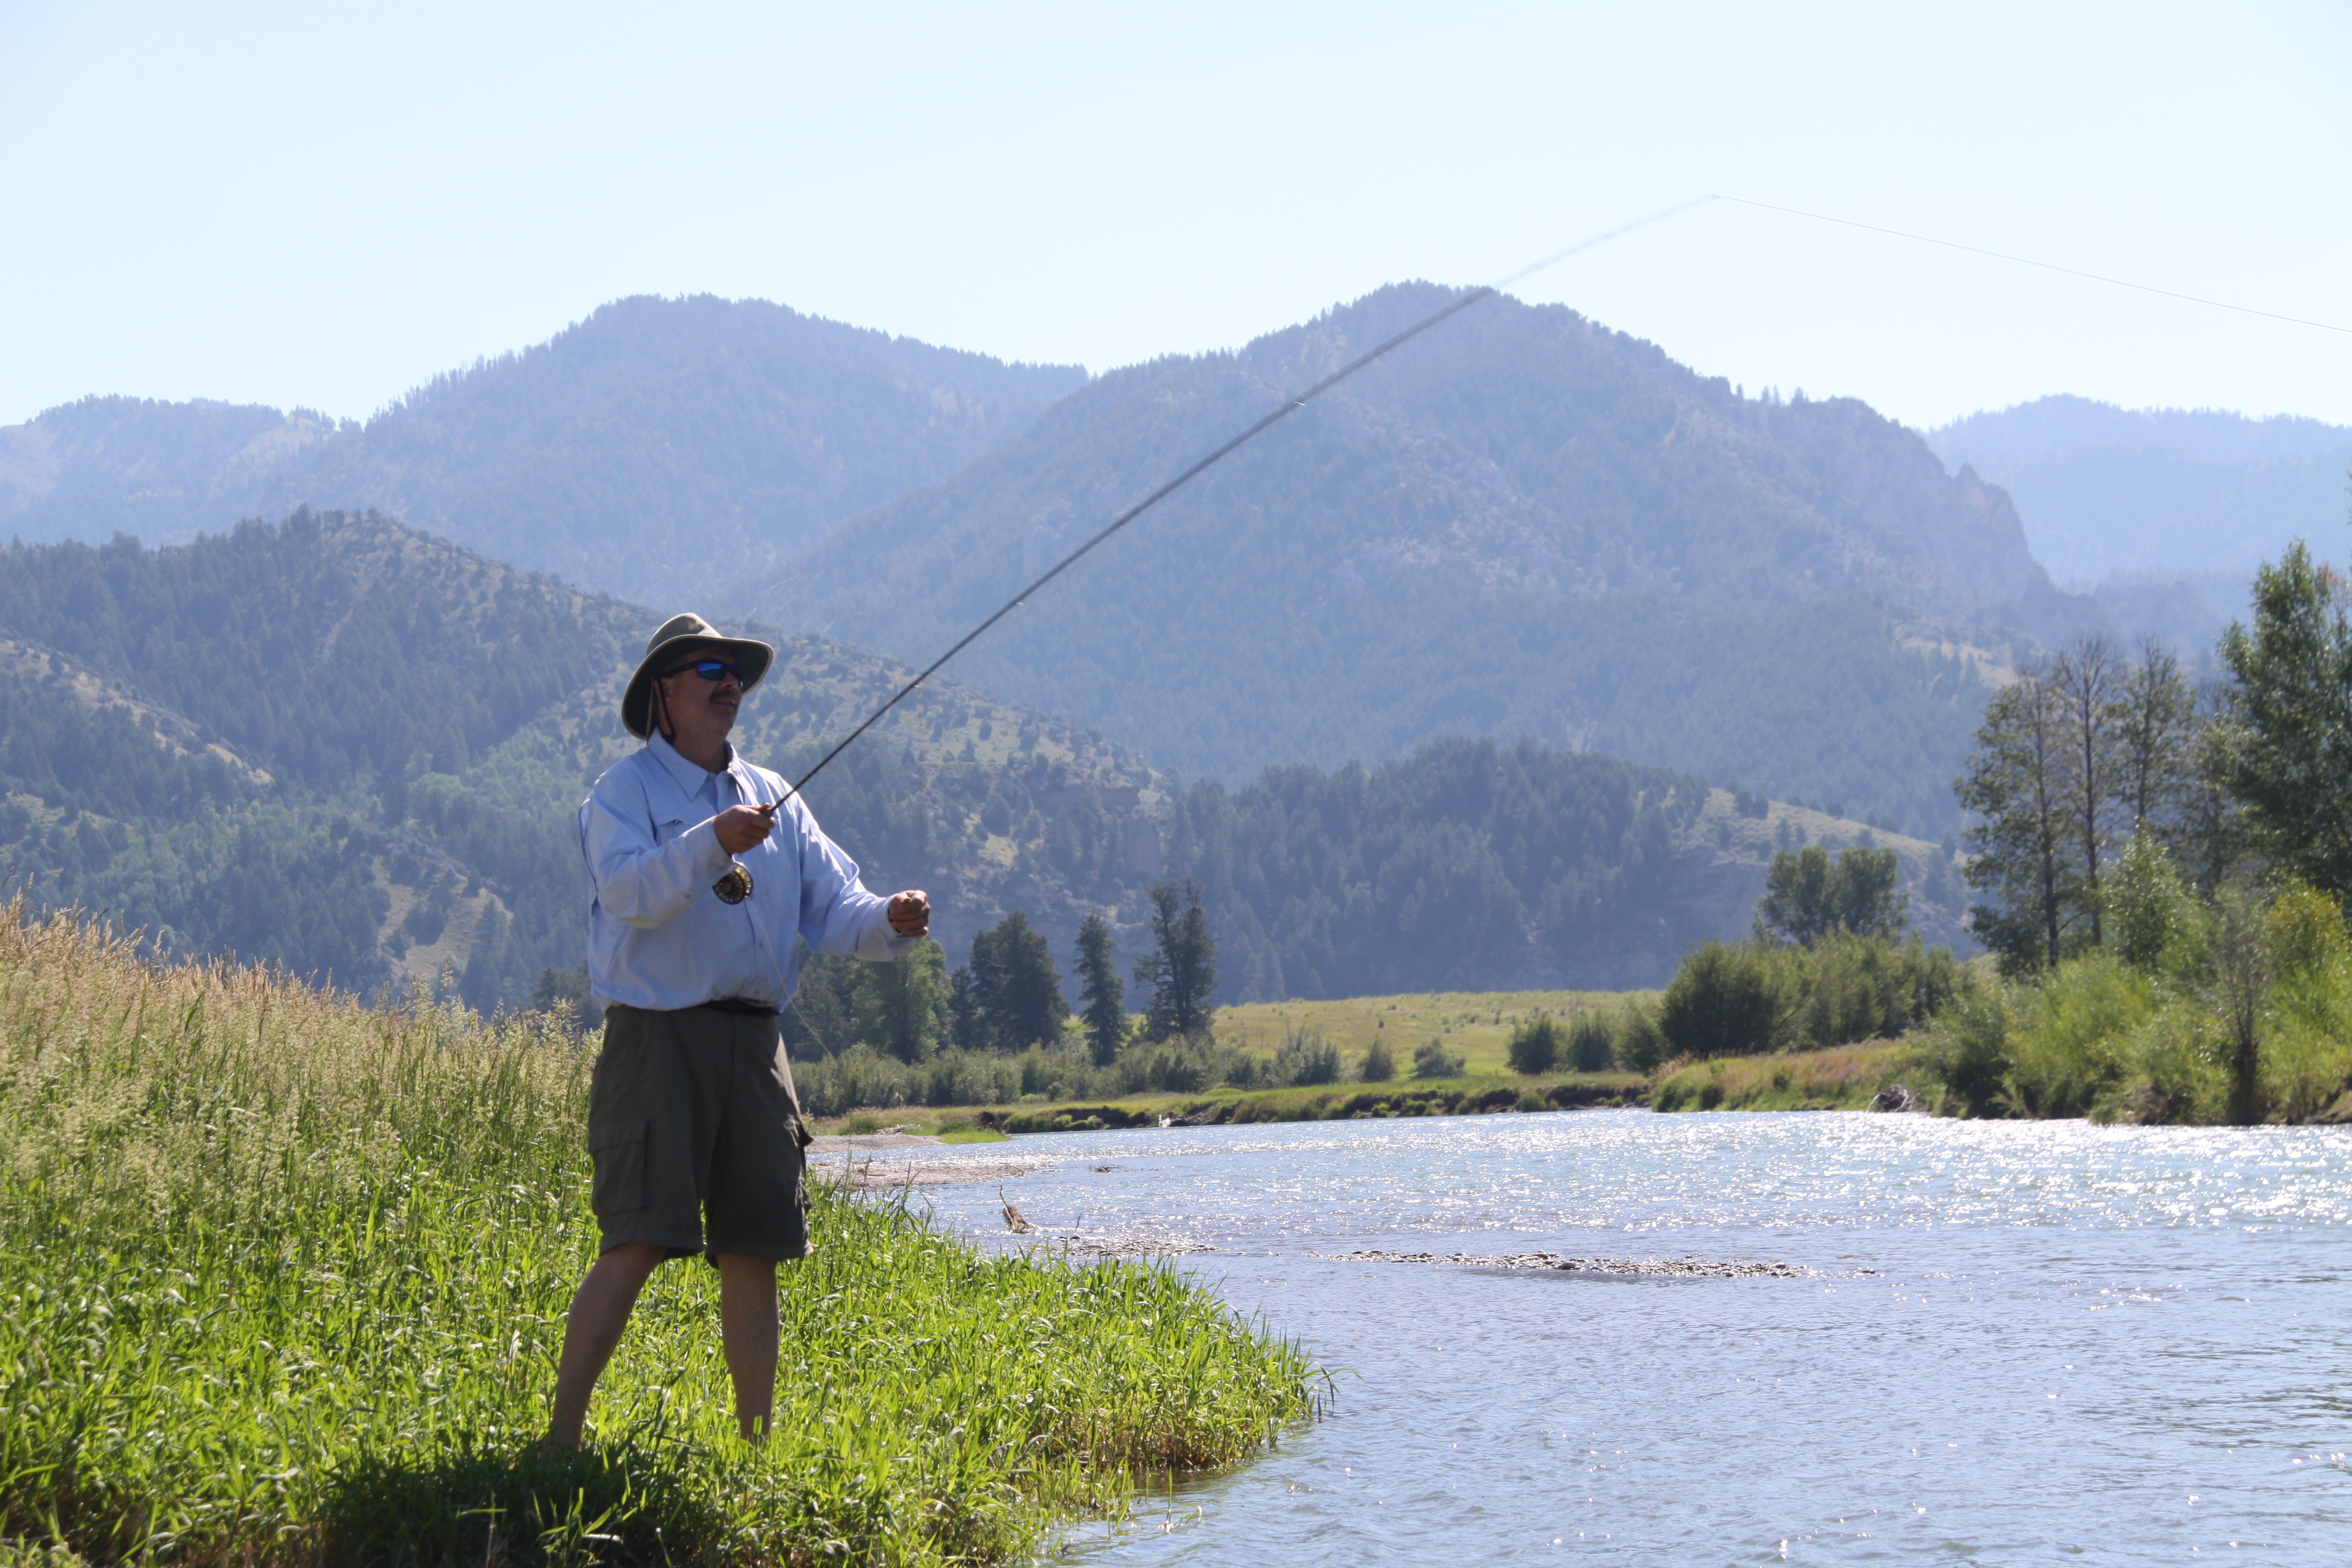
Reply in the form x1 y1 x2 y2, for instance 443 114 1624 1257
2 1 2346 430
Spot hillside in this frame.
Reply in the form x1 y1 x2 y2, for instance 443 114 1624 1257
1930 396 2352 585
0 296 1087 602
742 283 2052 835
0 513 1966 1009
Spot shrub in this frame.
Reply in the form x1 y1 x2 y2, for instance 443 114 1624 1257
1358 1036 1397 1083
1515 1090 1547 1112
2006 952 2156 1118
1274 1026 1343 1086
1411 1038 1466 1078
1615 1000 1668 1072
1915 985 2013 1118
1659 941 1787 1058
1565 1012 1617 1072
1506 1015 1561 1074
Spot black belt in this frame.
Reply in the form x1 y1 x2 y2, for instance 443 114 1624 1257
700 997 779 1018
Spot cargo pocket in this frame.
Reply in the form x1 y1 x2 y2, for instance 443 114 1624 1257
588 1118 649 1217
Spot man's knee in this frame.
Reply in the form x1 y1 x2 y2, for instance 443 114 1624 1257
713 1250 778 1285
597 1241 667 1281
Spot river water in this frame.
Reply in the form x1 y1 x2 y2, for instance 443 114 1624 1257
902 1110 2352 1565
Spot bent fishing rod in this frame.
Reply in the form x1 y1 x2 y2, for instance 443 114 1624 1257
777 198 1715 802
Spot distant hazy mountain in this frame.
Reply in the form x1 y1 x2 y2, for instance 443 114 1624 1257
742 283 2054 835
0 296 1086 604
1928 396 2352 585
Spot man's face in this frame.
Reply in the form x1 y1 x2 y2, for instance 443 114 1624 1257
657 647 743 749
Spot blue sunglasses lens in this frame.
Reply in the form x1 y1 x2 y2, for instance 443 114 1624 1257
675 660 743 683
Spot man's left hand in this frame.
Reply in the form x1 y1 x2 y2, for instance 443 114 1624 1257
888 890 931 938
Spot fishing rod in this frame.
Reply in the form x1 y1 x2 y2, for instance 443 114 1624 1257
781 197 1715 801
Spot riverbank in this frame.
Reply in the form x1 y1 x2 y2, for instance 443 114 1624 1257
810 1071 1650 1137
1650 1041 1923 1112
0 901 1316 1566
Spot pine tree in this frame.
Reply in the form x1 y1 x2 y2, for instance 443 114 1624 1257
1073 913 1127 1066
1134 878 1218 1041
966 910 1068 1050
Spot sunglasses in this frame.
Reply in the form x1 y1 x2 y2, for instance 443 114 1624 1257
664 659 747 684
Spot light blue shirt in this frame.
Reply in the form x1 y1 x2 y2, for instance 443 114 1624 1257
579 732 912 1011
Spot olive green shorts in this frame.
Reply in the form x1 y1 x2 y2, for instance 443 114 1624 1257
587 1003 814 1262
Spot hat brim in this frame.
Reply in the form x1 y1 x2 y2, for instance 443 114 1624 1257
621 635 774 740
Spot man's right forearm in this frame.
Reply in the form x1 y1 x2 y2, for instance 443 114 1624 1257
590 818 730 927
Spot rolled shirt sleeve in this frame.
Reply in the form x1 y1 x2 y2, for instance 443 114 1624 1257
579 785 732 930
790 795 917 961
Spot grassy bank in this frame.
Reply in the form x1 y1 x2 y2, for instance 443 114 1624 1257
1649 1042 1921 1112
1212 989 1653 1077
0 900 1316 1566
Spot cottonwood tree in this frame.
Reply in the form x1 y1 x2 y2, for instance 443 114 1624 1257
2112 636 2200 840
1134 878 1218 1041
2216 540 2352 900
2177 680 2250 893
2050 636 2123 945
1073 912 1128 1066
1956 665 2081 972
1753 844 1909 946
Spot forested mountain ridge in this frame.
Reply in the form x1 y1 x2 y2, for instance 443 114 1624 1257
741 282 2047 834
0 296 1087 603
0 512 1964 1008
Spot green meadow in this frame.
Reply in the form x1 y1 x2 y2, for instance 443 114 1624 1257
0 900 1316 1566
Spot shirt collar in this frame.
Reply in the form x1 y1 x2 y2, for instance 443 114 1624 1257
646 731 736 796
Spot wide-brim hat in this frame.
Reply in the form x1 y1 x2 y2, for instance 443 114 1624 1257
621 612 775 740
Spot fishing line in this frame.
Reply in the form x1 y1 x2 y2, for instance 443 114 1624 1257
783 198 1713 801
1713 194 2352 336
782 191 2340 804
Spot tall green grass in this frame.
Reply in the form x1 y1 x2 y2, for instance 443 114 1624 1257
0 899 1316 1565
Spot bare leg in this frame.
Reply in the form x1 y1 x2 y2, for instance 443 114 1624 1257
547 1242 665 1447
716 1252 780 1441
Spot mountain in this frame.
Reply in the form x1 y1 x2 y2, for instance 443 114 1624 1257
0 512 1965 1009
0 296 1087 603
1929 395 2352 590
740 283 2049 836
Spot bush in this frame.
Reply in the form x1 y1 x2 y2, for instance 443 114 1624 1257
1659 941 1787 1058
1506 1016 1561 1074
1515 1090 1547 1112
1274 1027 1343 1086
1565 1013 1617 1072
1615 1000 1668 1073
1915 985 2012 1118
1411 1038 1466 1078
1358 1036 1397 1083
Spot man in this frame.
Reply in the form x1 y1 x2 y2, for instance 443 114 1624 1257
547 612 930 1447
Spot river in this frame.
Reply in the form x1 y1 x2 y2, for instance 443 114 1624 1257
897 1110 2352 1564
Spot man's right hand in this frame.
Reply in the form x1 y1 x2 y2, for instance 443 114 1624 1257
715 801 778 855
